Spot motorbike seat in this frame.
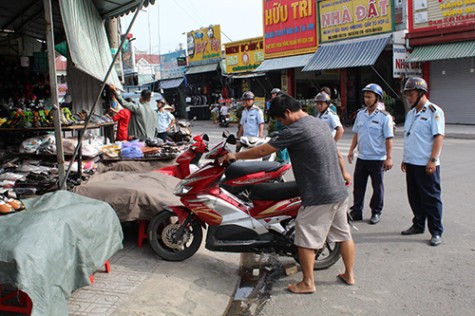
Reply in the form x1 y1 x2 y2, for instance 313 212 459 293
223 161 284 181
249 181 299 201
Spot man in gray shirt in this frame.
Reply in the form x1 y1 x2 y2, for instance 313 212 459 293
110 85 157 140
222 93 355 293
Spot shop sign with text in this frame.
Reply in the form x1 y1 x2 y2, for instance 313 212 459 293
409 0 475 33
393 44 422 78
224 37 264 73
263 0 318 58
160 50 186 79
319 0 393 43
187 25 222 66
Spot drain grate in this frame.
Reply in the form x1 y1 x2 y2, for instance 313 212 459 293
223 253 285 316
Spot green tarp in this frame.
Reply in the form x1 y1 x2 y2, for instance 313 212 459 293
0 190 123 316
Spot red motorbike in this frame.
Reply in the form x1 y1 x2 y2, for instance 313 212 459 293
157 133 291 202
148 134 341 270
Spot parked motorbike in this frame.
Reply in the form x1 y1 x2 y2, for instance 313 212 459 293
148 134 341 270
218 114 230 128
157 132 290 201
239 136 277 162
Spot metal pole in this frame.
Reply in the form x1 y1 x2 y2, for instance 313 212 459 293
371 65 402 100
61 0 146 187
44 0 66 189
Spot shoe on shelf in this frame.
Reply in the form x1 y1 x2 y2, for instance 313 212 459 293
401 226 424 235
349 211 363 221
430 235 442 246
369 214 380 225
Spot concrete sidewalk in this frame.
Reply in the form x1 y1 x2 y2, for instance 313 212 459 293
68 223 241 316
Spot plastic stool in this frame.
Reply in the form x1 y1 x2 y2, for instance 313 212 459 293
89 259 111 284
137 220 149 248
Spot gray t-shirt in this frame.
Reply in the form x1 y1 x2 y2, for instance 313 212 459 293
268 115 348 206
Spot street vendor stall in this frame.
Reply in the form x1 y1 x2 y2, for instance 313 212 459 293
0 0 155 188
0 1 159 314
0 190 123 316
73 169 182 247
73 171 181 222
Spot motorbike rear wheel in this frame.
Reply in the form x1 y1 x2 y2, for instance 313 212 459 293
148 211 203 261
293 241 341 270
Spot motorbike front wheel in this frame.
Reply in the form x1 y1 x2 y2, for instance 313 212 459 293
148 211 203 261
293 241 341 270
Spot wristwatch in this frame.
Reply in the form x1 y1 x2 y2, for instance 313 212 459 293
430 157 437 163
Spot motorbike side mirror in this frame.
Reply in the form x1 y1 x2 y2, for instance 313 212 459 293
226 134 237 145
202 134 209 142
222 130 229 138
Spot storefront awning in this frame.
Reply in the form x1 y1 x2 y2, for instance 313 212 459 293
223 72 266 79
159 77 184 89
254 54 314 72
0 1 155 42
92 0 156 19
186 63 219 75
303 34 391 71
406 41 475 62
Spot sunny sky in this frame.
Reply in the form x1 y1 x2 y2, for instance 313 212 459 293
121 0 263 54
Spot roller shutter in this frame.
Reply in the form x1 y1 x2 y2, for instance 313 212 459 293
430 59 475 124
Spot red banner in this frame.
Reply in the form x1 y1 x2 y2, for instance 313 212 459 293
263 0 318 58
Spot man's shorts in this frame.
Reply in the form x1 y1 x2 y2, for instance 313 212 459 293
295 197 352 250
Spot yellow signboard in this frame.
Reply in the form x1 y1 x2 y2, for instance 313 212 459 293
319 0 393 43
187 25 222 65
224 37 264 73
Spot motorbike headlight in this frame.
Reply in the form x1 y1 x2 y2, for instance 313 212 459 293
174 183 192 196
174 178 194 196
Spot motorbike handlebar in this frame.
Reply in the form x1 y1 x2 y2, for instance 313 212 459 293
221 158 235 168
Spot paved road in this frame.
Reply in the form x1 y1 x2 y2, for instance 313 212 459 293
67 121 475 316
195 121 475 316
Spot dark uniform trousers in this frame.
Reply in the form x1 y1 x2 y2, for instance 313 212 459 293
405 163 443 236
351 158 385 215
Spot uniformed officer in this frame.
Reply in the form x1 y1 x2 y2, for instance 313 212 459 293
315 92 344 142
320 86 338 112
270 88 281 99
401 77 445 247
237 90 264 138
348 83 394 225
315 91 351 184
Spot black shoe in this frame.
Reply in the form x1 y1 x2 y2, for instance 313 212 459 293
430 235 442 246
401 226 424 235
349 211 362 221
369 214 380 225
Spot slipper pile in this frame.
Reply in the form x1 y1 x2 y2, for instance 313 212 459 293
0 195 25 214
